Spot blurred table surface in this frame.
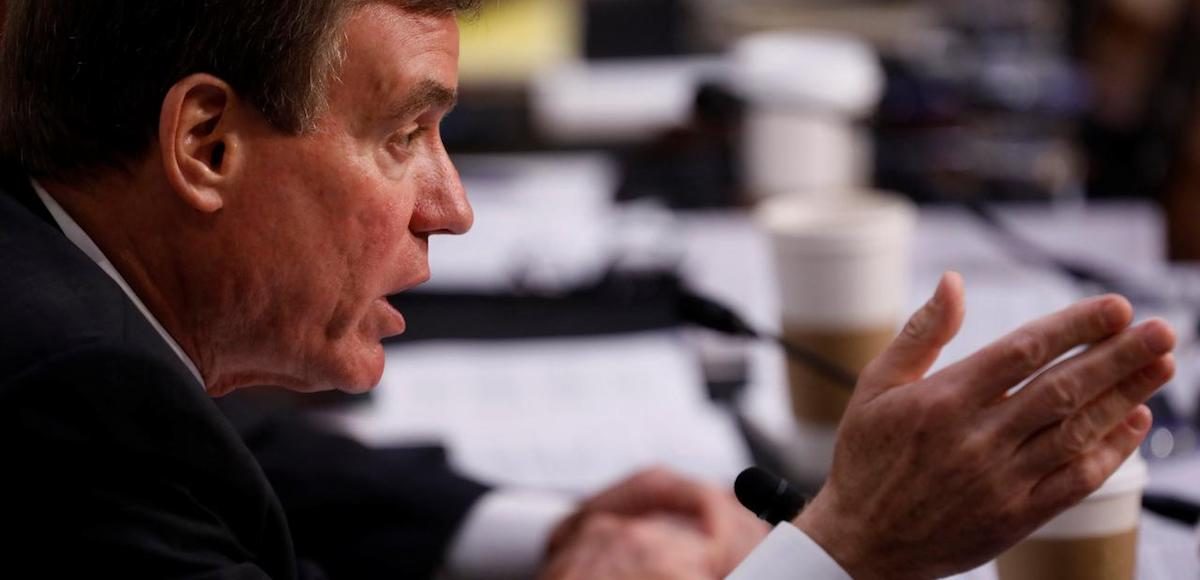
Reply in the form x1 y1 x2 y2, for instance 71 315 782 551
320 154 1200 577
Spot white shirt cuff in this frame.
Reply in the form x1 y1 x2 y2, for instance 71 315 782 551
726 522 851 580
443 490 578 580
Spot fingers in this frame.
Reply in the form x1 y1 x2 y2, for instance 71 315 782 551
580 466 765 573
595 468 709 515
1001 320 1174 439
861 272 965 390
552 470 683 559
584 467 726 535
541 514 720 580
935 294 1133 403
1012 354 1173 475
541 514 624 579
1027 406 1151 515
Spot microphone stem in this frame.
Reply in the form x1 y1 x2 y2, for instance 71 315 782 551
770 334 860 391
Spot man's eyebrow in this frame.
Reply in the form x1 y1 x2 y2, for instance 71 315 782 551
388 79 458 120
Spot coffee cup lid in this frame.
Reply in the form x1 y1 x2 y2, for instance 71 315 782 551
732 32 883 117
755 192 917 254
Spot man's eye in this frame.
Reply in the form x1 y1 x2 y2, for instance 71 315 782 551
392 127 424 151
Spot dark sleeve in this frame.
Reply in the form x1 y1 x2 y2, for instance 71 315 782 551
0 346 315 579
218 393 493 580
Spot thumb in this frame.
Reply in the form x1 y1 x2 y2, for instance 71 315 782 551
861 271 965 390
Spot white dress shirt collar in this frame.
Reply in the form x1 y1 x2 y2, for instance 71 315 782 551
31 179 206 388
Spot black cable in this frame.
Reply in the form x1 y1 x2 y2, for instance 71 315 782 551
388 268 861 392
676 287 860 390
1141 493 1200 527
773 338 861 391
963 201 1164 305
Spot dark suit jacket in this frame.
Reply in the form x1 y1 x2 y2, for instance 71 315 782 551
0 164 489 578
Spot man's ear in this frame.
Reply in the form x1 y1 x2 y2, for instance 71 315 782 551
159 74 244 213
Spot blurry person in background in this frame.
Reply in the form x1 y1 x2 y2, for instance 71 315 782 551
0 1 1177 580
1072 0 1200 259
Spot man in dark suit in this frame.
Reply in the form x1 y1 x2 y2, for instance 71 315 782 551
214 391 493 578
0 166 354 577
0 2 761 578
0 0 1179 579
0 157 751 578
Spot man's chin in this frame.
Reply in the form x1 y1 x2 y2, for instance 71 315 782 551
239 342 386 395
280 380 377 396
334 379 379 396
282 375 379 396
325 345 387 394
203 343 386 396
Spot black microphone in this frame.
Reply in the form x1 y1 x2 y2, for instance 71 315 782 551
734 466 808 525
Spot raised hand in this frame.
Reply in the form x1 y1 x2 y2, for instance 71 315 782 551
795 272 1174 579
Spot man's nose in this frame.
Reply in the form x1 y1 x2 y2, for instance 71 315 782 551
410 154 473 236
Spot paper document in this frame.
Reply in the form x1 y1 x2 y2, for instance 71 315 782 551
319 331 752 494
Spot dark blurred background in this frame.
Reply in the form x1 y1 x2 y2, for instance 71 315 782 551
445 0 1200 259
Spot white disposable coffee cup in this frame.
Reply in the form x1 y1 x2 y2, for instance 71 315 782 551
757 192 916 482
733 32 884 200
757 192 917 331
1032 452 1147 539
997 452 1147 580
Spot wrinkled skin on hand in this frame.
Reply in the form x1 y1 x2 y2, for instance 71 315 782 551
796 272 1175 579
542 468 770 579
540 515 718 580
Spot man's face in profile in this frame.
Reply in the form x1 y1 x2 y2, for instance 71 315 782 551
222 3 471 394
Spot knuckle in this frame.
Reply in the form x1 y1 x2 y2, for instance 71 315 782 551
1056 417 1094 457
1042 374 1082 418
1115 332 1152 368
902 305 935 343
582 514 622 537
1087 300 1117 334
635 465 675 487
956 437 989 471
1006 331 1046 374
1150 356 1176 383
1068 459 1108 499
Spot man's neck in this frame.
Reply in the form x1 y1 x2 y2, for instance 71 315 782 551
37 174 215 391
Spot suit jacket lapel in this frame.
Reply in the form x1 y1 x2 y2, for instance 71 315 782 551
0 163 57 229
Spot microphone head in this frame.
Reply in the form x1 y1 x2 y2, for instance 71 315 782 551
734 466 806 525
734 466 779 512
